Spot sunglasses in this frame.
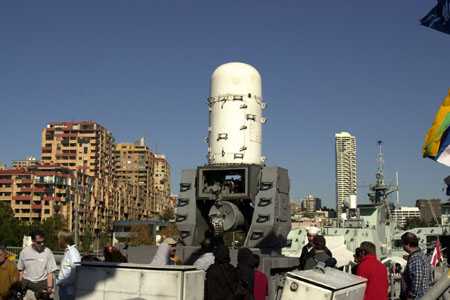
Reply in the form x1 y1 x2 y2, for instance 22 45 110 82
35 241 45 245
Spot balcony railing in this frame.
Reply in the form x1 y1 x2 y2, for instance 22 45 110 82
42 195 63 201
18 179 33 184
32 187 46 193
31 204 42 209
12 195 32 201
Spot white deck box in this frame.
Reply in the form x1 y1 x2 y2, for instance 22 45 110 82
281 267 367 300
74 262 204 300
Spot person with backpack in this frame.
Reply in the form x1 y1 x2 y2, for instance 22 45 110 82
205 245 239 300
303 235 336 270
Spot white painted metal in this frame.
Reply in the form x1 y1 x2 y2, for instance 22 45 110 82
281 268 367 300
349 195 357 209
74 263 205 300
208 62 265 165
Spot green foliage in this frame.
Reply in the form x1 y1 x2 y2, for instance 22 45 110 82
0 202 25 246
81 224 94 252
99 231 111 249
0 202 67 249
40 215 67 250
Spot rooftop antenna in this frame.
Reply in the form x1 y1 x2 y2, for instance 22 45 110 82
377 140 384 184
395 171 400 208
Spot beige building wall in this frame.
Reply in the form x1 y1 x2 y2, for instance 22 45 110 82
114 140 156 219
12 156 38 168
153 154 171 213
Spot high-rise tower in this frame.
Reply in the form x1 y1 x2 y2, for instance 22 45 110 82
335 131 357 219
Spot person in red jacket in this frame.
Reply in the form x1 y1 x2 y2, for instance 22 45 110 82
252 254 268 300
356 241 388 300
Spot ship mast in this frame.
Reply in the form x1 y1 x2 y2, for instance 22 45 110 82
368 141 398 219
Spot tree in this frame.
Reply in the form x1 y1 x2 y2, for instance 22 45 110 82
81 225 94 252
0 202 25 246
159 222 179 240
38 214 67 250
128 224 155 246
160 206 175 221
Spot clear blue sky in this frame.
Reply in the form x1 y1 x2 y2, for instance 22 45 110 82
1 1 449 208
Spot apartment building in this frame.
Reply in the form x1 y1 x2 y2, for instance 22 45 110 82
41 121 115 230
12 156 38 168
0 164 92 233
391 206 421 228
335 131 357 218
153 154 171 213
114 139 155 219
302 194 322 213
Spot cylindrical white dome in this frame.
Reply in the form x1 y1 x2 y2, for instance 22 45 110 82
207 62 265 165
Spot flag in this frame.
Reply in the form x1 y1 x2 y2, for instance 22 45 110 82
423 89 450 166
431 239 443 267
420 0 450 35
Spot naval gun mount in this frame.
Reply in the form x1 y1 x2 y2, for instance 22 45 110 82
176 164 292 254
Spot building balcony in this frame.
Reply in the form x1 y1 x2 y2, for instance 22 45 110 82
31 203 42 210
42 195 63 201
0 186 12 192
18 179 33 184
19 187 33 192
33 187 46 193
0 179 12 184
62 150 77 154
41 147 52 153
12 195 32 201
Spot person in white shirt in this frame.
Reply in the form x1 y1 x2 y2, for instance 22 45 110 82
55 231 81 300
150 237 177 266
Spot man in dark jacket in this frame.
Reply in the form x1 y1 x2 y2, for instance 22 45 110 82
205 246 239 300
299 227 332 270
299 227 319 269
237 248 256 300
303 235 335 270
356 241 388 300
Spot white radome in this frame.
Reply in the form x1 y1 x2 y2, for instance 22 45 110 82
208 62 266 165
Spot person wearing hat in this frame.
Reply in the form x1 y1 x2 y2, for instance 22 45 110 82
150 237 178 266
298 227 332 270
